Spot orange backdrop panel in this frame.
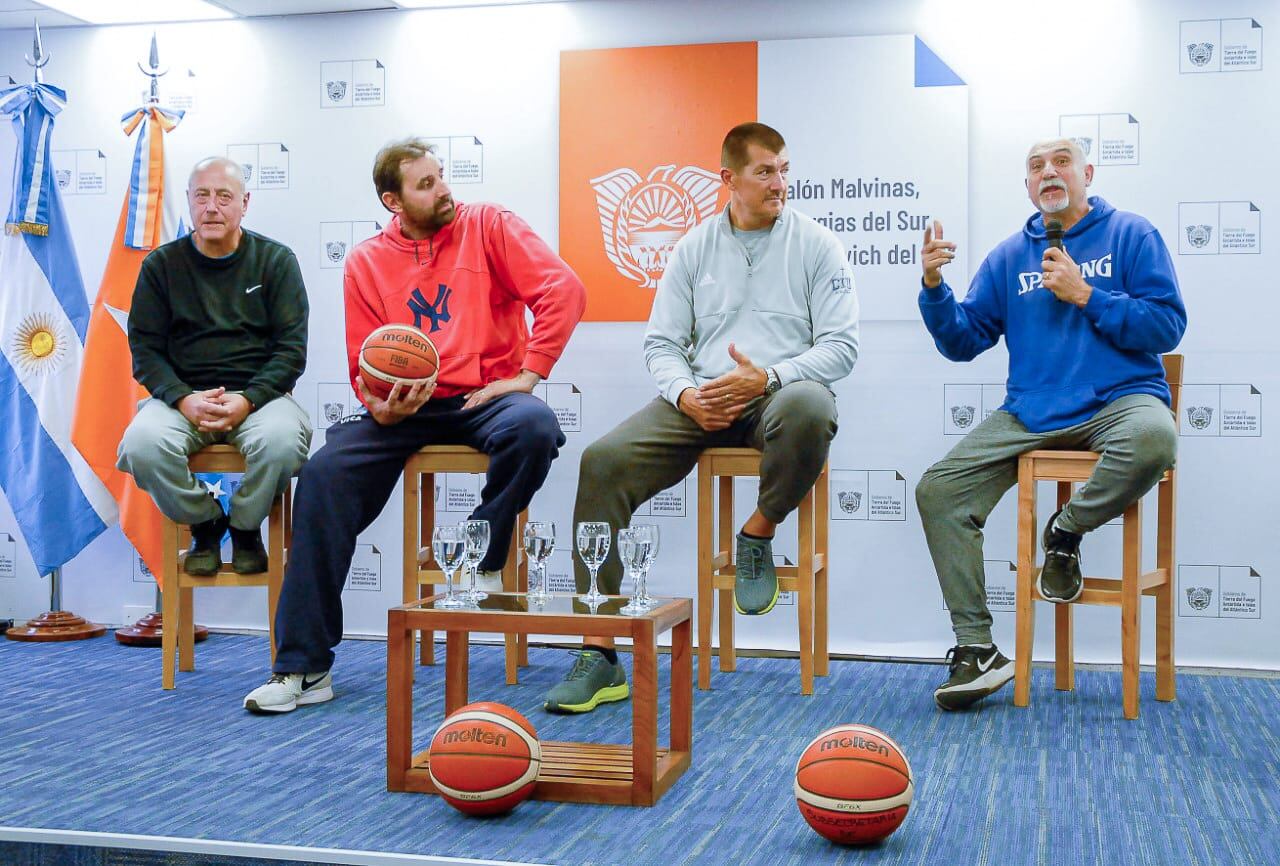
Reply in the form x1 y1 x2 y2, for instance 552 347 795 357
559 42 758 322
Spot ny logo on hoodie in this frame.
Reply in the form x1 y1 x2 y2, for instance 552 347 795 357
408 284 453 332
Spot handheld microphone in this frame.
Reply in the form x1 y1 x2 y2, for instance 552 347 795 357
1045 219 1065 252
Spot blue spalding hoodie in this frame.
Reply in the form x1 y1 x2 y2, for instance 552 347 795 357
919 196 1186 433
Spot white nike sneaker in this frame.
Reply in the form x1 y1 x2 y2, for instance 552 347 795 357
243 671 333 714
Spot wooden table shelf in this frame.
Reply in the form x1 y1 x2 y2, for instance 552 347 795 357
387 592 693 807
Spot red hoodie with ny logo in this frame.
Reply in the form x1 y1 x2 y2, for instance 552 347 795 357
343 202 586 400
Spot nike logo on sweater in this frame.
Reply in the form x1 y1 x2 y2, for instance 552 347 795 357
245 284 262 294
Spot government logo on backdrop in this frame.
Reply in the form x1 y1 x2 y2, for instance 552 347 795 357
1187 43 1214 66
590 165 720 289
1186 406 1213 430
1185 225 1212 249
559 42 753 321
1180 18 1262 73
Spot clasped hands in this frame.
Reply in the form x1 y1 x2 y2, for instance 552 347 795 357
179 387 252 433
679 343 767 432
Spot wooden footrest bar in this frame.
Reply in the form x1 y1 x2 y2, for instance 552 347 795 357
404 741 686 805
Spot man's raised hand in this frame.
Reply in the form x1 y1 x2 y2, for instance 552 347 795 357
922 220 956 289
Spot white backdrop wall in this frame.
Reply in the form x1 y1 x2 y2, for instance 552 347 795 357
0 0 1273 670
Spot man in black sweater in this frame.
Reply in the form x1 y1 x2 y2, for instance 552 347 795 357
117 157 311 575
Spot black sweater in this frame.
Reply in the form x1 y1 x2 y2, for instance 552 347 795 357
128 230 309 410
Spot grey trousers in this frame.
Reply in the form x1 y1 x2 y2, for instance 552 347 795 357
572 381 838 594
117 395 313 529
915 394 1177 646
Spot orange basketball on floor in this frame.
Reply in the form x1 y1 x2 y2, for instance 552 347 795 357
358 324 439 399
428 702 541 816
794 724 914 845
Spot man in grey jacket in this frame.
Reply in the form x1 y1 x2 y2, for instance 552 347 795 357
545 122 860 714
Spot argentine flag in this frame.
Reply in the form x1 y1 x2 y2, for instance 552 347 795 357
0 82 116 575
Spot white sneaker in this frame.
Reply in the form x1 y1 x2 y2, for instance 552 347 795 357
476 570 506 593
243 671 333 714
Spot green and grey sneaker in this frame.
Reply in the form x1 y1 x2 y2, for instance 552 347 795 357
543 650 629 714
734 532 779 615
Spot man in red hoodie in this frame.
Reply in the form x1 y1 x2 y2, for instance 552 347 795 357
243 137 586 713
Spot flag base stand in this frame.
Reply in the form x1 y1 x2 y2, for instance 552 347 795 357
115 612 209 647
6 610 107 642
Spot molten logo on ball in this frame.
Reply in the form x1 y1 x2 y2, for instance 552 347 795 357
358 323 440 400
428 702 542 816
795 724 913 845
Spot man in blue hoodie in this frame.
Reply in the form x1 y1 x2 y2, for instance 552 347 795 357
915 138 1185 711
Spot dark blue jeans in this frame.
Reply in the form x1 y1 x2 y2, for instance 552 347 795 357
272 393 563 673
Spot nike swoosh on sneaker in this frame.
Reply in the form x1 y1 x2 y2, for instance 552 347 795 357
975 653 999 673
302 674 326 690
245 284 262 294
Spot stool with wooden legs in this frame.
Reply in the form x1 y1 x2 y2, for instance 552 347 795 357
161 444 292 690
1014 354 1182 719
402 445 528 684
696 448 829 695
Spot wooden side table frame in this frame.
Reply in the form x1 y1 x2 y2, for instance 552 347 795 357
387 594 693 807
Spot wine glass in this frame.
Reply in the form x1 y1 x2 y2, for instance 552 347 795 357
621 523 660 615
575 521 611 606
431 525 467 609
461 519 490 603
523 521 556 605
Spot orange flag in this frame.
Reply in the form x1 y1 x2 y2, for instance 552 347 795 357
71 105 185 585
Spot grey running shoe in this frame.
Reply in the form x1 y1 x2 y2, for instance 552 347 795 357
543 650 629 714
734 532 779 615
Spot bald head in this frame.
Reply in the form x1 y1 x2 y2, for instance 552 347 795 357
188 156 246 195
187 156 250 256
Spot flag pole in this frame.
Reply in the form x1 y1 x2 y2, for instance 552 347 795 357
5 20 106 642
113 32 207 648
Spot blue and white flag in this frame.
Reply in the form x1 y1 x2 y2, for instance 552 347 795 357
0 82 116 574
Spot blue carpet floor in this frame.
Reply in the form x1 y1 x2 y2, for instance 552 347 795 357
1 633 1277 866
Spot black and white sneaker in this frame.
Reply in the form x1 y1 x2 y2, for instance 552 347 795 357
933 645 1014 711
243 672 333 714
1038 508 1083 603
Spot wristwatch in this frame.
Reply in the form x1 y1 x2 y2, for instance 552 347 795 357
764 367 782 395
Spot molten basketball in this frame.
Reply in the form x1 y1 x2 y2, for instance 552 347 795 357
358 324 439 399
428 702 541 816
794 724 913 845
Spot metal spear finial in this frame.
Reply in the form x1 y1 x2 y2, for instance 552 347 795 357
26 19 50 84
137 31 168 104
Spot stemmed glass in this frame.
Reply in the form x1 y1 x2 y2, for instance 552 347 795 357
523 521 556 605
619 523 660 615
575 521 611 606
431 525 468 609
462 519 490 604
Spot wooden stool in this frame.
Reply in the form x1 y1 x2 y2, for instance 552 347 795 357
696 448 829 695
1014 354 1182 719
402 445 528 684
161 444 291 690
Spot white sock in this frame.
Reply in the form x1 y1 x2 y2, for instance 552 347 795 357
966 642 993 650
